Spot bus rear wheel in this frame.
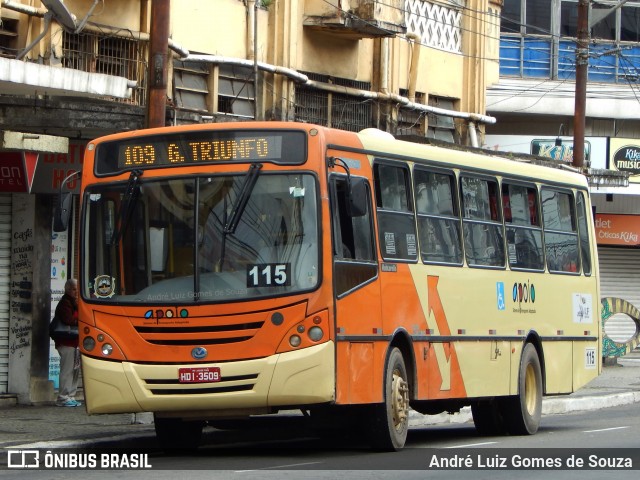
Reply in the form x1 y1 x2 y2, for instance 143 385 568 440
369 347 410 451
503 343 542 435
154 415 205 452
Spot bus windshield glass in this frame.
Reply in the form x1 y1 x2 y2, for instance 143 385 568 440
83 172 319 303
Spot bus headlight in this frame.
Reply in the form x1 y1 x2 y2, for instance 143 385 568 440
83 336 96 352
289 335 301 348
101 343 113 356
308 326 323 342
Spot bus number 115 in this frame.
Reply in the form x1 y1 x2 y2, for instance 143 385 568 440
247 263 291 287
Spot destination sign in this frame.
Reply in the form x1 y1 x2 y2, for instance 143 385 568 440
94 129 307 175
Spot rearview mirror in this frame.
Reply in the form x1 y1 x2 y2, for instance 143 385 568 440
53 192 72 232
347 177 368 217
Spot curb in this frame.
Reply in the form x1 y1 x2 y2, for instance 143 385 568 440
542 391 640 415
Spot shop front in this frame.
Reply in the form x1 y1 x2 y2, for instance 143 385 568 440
0 132 77 403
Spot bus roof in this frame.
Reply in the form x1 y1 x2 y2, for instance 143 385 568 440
354 128 589 190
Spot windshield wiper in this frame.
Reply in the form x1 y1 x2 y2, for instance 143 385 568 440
110 169 143 246
224 163 262 234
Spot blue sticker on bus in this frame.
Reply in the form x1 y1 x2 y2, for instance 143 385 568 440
496 282 505 310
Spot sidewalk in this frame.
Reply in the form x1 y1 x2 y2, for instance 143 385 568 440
0 355 639 449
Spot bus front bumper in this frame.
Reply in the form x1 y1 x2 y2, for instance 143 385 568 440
82 341 335 415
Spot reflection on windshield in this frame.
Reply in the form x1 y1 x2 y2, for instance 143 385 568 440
83 173 319 303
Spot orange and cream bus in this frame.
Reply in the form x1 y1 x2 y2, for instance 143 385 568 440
59 121 600 451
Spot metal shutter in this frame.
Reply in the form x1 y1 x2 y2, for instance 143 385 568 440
0 194 11 393
598 246 640 343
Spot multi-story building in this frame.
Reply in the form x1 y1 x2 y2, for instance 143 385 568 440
0 0 500 403
486 0 640 345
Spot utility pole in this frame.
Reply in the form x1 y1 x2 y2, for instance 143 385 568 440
572 0 589 169
146 0 171 129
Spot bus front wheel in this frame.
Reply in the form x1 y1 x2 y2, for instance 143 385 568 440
369 347 410 451
154 415 205 452
504 343 542 435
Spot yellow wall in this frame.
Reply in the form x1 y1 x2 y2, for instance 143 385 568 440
394 40 464 99
171 0 252 58
61 0 142 31
301 32 373 82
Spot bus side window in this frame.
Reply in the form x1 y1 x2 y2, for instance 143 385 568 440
502 182 544 271
576 191 592 275
331 175 377 296
461 176 505 268
541 189 580 273
374 161 418 262
414 168 463 265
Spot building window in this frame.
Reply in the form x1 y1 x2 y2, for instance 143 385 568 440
398 89 426 137
0 18 18 58
295 72 371 132
174 60 209 112
217 64 255 118
427 96 457 143
172 62 256 118
62 31 148 105
500 0 640 83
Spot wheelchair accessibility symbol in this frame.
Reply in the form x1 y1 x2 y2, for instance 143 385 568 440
496 282 505 311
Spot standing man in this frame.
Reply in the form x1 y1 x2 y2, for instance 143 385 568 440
53 278 81 407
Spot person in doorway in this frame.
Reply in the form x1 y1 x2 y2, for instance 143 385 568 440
53 278 81 407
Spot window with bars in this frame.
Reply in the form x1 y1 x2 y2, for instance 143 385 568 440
0 18 18 58
398 89 426 137
295 71 372 132
61 31 148 105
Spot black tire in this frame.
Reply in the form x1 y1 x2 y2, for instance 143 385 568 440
369 347 410 451
503 343 542 435
471 399 506 435
154 415 204 452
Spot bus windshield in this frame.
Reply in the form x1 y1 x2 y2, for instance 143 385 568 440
83 172 319 303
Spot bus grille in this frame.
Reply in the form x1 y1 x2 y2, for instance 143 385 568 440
133 321 264 346
142 373 259 395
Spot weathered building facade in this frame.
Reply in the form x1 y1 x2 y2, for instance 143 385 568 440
0 0 500 402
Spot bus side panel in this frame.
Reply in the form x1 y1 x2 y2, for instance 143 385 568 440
542 342 573 394
335 342 375 404
407 267 470 400
453 341 512 398
335 280 384 405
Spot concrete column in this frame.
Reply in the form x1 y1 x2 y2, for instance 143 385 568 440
8 193 54 404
